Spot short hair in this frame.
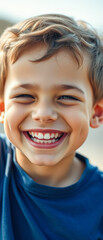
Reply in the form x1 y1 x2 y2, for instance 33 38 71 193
0 14 103 104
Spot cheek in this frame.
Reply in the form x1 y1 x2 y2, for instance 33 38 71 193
65 108 89 126
5 104 27 123
4 104 28 136
64 108 90 140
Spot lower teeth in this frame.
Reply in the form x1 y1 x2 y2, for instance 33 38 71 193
31 138 58 144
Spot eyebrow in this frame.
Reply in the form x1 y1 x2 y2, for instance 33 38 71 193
13 83 84 94
53 84 84 94
13 83 39 90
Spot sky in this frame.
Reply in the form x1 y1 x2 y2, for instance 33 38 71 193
0 0 103 33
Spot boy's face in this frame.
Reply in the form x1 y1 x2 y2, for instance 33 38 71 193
3 44 94 167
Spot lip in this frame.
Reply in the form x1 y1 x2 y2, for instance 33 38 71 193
23 130 67 149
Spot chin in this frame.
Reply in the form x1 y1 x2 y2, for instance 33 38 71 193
29 155 59 166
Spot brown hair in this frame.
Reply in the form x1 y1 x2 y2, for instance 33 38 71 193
0 14 103 104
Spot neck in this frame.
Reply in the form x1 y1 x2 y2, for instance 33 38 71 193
16 150 85 187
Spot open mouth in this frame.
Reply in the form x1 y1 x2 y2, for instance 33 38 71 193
23 130 67 149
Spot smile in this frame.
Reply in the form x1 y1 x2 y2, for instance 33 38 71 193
23 130 67 149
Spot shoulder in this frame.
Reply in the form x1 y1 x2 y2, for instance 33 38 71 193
0 133 11 153
94 167 103 184
0 133 13 166
0 134 14 183
77 152 103 192
87 160 103 197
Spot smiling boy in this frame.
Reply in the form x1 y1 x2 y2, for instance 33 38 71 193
0 14 103 240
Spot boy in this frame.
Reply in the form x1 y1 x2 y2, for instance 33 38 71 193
0 14 103 240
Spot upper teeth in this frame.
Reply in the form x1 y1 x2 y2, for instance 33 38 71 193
28 132 62 140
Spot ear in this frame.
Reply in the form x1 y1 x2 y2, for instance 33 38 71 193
0 101 5 123
90 99 103 128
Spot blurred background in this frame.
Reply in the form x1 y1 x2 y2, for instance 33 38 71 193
0 0 103 169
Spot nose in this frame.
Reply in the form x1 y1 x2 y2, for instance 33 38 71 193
31 102 58 123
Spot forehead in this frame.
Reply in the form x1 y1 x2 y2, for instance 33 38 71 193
6 44 90 92
8 44 89 73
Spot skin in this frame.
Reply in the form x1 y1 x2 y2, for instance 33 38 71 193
0 44 101 187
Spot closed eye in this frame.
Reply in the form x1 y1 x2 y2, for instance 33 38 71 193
15 94 34 98
13 94 35 104
56 95 81 106
57 95 80 101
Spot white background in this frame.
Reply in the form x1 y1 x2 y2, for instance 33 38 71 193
0 0 103 33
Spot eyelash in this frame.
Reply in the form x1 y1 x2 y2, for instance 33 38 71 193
57 95 80 101
13 94 80 106
14 94 35 104
15 94 34 98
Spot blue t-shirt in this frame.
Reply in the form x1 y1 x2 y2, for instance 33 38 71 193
0 134 103 240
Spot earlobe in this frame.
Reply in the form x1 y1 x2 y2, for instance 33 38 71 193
90 99 103 128
0 101 5 124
